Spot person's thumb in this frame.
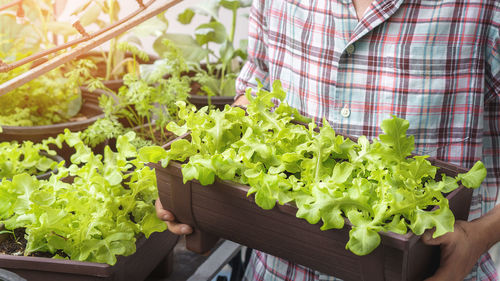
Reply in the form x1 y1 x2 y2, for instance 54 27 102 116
421 229 450 246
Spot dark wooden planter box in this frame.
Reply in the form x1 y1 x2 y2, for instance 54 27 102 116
151 143 473 281
0 231 178 281
188 95 235 111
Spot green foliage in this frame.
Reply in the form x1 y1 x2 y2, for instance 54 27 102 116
0 31 104 127
0 0 75 54
0 130 166 265
152 0 250 97
0 141 60 179
0 56 102 126
82 41 191 148
81 118 126 148
69 0 138 80
147 82 487 256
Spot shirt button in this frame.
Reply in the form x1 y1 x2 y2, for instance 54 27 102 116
346 44 355 55
341 105 350 117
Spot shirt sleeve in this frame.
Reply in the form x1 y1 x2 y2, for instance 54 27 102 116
485 1 499 100
235 0 271 100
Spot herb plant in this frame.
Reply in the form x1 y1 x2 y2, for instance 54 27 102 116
82 40 191 148
0 130 167 265
142 81 487 256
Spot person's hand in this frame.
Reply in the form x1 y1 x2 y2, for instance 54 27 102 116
422 220 489 281
155 199 193 235
232 95 250 107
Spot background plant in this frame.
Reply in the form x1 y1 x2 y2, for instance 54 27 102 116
151 0 251 97
0 49 102 127
0 0 74 55
0 0 107 128
70 0 153 80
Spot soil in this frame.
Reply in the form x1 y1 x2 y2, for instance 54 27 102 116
0 228 68 258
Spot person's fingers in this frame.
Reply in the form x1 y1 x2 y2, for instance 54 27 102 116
232 95 250 107
422 223 471 281
423 244 460 281
155 199 174 221
155 200 194 235
167 221 193 235
421 229 452 246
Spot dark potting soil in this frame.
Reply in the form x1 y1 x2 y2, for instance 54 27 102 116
0 228 68 258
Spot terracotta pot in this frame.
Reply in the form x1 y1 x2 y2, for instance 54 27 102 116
0 230 178 281
151 134 474 281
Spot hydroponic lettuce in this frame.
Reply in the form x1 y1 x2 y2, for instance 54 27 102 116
0 130 166 265
141 81 487 256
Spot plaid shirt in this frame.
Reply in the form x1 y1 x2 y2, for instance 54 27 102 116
236 0 500 280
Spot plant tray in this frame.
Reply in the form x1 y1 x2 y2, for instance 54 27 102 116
0 231 178 281
151 143 473 281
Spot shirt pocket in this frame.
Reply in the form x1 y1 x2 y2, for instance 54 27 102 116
378 44 480 158
392 44 478 76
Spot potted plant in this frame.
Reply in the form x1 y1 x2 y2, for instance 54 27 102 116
0 51 107 161
0 53 105 137
81 40 193 150
0 130 178 280
151 0 251 109
142 82 487 281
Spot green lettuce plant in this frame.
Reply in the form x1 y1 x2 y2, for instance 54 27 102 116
0 57 103 127
0 141 60 180
142 81 487 256
0 130 166 265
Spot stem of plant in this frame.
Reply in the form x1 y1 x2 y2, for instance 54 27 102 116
205 44 213 74
219 65 226 95
146 114 157 144
105 0 116 80
230 9 237 44
106 38 116 80
125 104 141 127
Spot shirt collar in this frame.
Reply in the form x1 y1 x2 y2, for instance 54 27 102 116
349 0 406 43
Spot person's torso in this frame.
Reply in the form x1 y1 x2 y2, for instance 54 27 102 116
258 0 499 221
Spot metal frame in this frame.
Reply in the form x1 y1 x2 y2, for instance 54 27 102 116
187 240 244 281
